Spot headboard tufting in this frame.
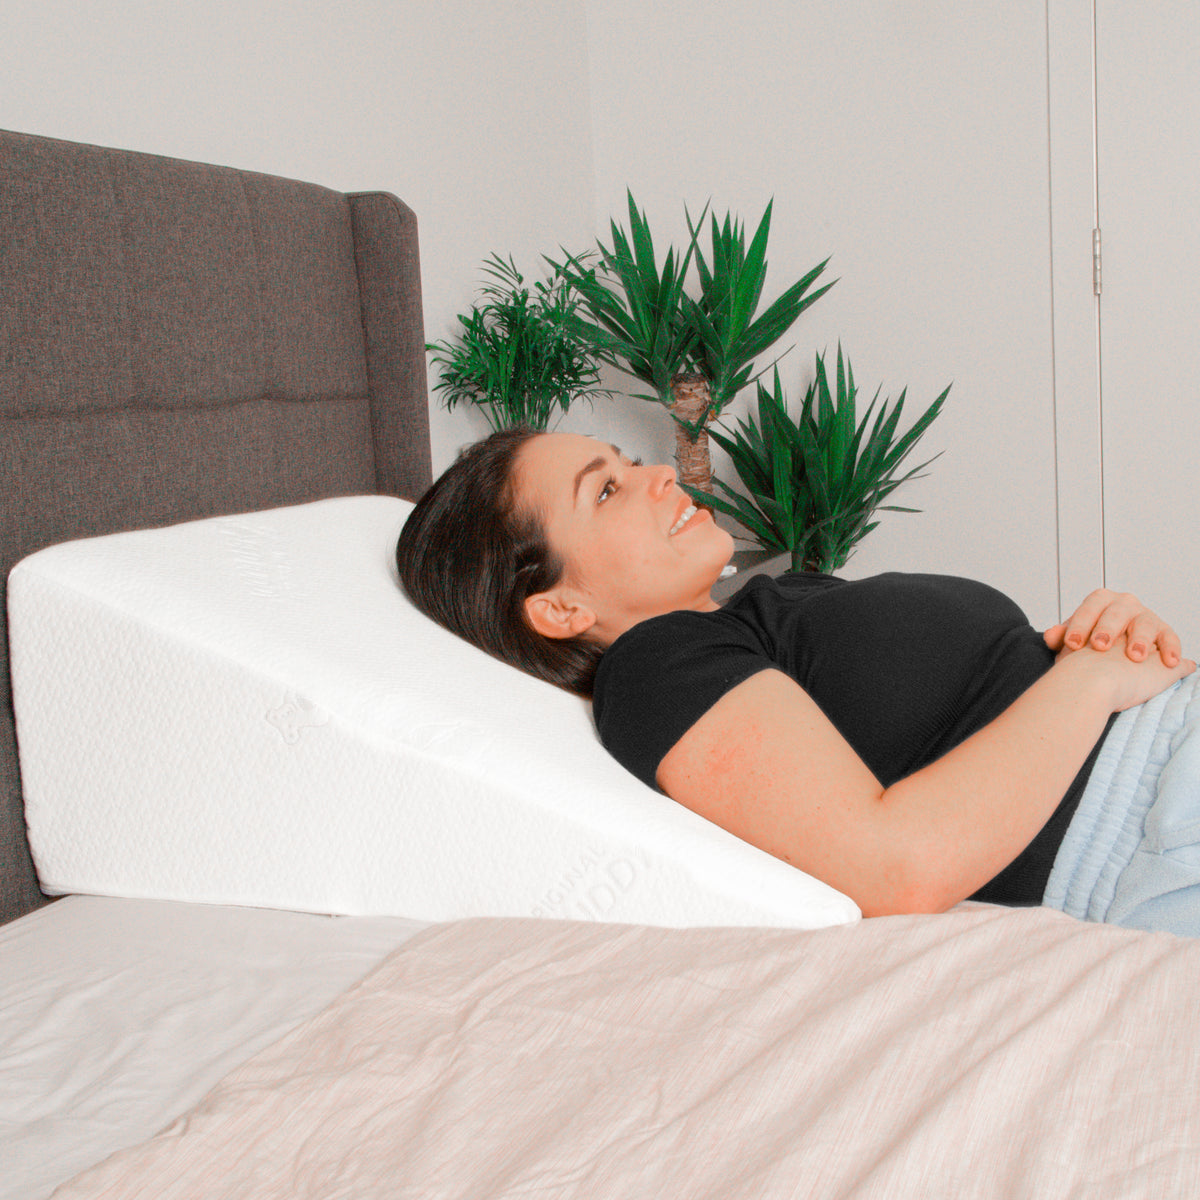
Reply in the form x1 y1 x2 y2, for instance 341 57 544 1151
0 129 432 923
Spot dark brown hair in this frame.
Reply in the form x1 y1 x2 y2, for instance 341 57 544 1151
395 427 604 696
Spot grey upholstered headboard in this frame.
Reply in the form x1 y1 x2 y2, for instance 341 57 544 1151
0 129 433 924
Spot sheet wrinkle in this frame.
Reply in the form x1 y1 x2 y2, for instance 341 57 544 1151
51 910 1200 1199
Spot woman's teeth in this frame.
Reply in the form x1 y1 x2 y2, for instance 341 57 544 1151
669 505 697 536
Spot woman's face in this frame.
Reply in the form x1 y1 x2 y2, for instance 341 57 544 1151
515 432 734 646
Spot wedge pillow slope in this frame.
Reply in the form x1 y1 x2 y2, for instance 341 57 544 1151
8 496 860 929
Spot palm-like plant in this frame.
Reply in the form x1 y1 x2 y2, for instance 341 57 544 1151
681 201 833 430
550 194 704 481
692 348 951 573
552 192 701 409
556 192 832 492
427 254 609 432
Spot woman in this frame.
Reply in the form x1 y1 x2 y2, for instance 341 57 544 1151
398 426 1199 932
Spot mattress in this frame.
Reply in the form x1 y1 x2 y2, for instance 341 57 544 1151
8 496 858 929
0 894 428 1200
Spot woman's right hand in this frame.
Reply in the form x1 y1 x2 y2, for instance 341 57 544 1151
1055 633 1195 712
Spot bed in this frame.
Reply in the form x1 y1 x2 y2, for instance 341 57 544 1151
3 129 1199 1199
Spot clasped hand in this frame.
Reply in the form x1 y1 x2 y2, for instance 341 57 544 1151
1045 589 1195 712
1045 588 1184 666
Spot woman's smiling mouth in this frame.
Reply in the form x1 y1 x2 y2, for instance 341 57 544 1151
669 504 698 536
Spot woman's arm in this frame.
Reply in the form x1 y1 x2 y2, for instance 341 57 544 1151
657 639 1193 918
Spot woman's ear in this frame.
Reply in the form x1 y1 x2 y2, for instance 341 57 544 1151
524 589 597 640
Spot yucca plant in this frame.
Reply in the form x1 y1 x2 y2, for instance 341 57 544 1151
677 203 833 477
691 348 951 573
552 192 701 408
550 193 704 476
427 254 609 431
555 192 831 492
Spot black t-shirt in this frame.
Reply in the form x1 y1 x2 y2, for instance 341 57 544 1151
592 571 1111 906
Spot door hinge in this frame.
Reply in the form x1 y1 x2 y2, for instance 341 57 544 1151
1092 227 1102 296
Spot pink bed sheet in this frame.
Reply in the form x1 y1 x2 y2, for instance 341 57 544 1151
54 904 1200 1198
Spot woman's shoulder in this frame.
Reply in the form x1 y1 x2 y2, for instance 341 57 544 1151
596 605 733 690
597 570 839 683
592 603 777 788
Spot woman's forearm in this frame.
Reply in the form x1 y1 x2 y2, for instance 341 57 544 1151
658 644 1192 919
876 655 1120 914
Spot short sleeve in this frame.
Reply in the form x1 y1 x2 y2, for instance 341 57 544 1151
591 609 773 789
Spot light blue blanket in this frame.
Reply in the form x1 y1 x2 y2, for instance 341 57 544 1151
1044 671 1200 936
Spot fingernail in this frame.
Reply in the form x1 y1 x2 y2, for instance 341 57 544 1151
1093 634 1110 649
1130 643 1146 659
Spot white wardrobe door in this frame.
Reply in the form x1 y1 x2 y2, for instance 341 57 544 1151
1096 3 1200 654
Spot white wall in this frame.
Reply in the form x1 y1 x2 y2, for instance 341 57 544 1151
584 0 1063 627
1091 2 1200 653
4 1 1079 627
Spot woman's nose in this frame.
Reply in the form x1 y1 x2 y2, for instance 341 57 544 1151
646 462 676 496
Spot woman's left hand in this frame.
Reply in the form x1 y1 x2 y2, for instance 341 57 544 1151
1044 588 1183 667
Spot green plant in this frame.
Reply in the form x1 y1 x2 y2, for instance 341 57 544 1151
683 201 833 427
427 254 609 432
691 347 951 573
551 193 701 403
555 192 832 492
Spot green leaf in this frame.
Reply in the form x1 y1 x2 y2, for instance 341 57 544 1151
684 197 835 416
547 191 711 409
703 350 951 568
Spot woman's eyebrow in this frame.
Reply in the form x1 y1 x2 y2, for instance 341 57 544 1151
572 444 623 502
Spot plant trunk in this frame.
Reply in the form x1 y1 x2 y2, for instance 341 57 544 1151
670 373 713 494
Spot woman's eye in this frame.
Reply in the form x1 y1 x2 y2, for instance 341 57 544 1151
597 457 641 504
